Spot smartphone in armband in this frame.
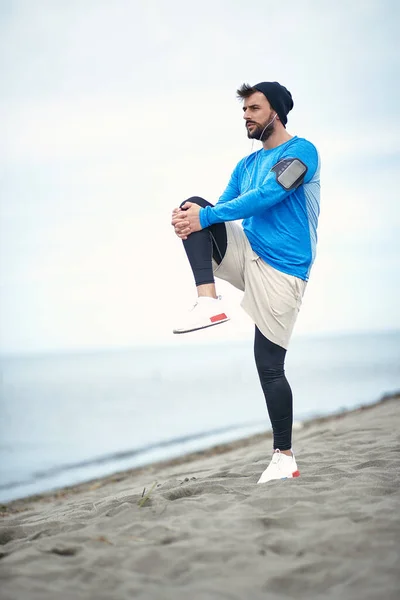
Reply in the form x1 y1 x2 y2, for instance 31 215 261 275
271 158 308 191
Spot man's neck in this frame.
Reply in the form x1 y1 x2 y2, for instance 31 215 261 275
262 129 293 150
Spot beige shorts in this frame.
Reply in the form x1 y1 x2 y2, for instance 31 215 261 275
212 222 307 349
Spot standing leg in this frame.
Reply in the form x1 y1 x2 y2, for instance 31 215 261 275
254 326 300 482
254 325 293 451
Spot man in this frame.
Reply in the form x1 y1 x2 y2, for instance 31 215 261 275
171 81 320 483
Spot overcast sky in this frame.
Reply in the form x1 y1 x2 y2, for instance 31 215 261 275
1 0 399 354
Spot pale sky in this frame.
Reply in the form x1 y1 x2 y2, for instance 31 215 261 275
1 0 399 354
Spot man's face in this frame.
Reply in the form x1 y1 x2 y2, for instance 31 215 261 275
243 91 276 141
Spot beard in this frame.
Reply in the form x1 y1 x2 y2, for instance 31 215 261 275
246 112 276 141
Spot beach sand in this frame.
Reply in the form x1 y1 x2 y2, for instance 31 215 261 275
0 394 399 600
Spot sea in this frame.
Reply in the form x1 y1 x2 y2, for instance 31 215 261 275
0 330 399 503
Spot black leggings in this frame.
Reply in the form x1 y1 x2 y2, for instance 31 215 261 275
180 196 293 451
180 197 227 286
254 327 292 450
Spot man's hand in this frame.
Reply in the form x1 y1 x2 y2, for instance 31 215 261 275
171 208 190 240
171 202 203 240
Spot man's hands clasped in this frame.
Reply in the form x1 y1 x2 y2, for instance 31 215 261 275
171 202 202 240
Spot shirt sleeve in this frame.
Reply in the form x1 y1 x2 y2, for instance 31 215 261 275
199 140 319 228
215 163 241 206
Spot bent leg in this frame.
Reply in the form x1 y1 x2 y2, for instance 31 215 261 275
179 196 227 286
172 196 230 334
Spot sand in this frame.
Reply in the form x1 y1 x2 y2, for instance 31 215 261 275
0 394 399 600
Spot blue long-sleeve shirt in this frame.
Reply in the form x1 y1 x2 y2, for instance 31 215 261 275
199 136 320 281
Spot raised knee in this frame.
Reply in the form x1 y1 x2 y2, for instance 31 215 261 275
179 196 208 209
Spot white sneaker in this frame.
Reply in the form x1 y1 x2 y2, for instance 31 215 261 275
173 296 230 334
257 449 300 484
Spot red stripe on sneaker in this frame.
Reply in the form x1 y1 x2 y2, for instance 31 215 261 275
292 470 300 477
210 313 227 323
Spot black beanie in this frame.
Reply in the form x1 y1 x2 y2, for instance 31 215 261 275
253 81 294 126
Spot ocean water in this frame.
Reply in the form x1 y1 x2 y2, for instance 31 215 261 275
0 330 399 503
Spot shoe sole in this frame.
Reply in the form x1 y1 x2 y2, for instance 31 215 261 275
279 471 301 480
257 470 300 484
173 316 230 334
